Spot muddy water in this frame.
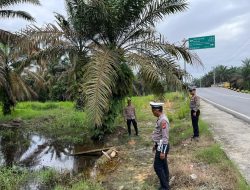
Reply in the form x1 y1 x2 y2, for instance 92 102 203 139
0 129 100 174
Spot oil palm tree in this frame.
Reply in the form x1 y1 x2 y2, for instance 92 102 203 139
78 0 201 128
0 37 44 114
242 58 250 90
20 13 92 103
21 0 201 137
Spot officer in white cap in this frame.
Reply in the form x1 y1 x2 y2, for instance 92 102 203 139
189 86 200 140
150 102 170 190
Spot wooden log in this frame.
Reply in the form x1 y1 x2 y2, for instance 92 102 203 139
96 147 117 166
72 147 112 156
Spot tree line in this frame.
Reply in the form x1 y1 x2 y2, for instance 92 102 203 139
193 58 250 90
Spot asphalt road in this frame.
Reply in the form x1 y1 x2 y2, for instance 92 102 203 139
197 87 250 122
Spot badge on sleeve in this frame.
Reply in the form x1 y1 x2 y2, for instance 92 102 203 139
162 121 167 129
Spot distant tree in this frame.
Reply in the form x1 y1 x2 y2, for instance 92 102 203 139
0 39 44 114
214 65 230 83
242 59 250 90
194 60 250 90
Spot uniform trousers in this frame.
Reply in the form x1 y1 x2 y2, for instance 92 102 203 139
127 119 138 135
191 110 200 137
154 144 170 190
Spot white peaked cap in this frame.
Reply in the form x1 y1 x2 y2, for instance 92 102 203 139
150 102 164 109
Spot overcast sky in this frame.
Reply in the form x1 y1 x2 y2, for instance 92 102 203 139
1 0 250 78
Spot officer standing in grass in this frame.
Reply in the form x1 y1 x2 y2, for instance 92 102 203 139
189 87 200 141
151 102 170 190
124 98 138 136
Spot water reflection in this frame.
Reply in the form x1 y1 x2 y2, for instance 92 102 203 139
0 128 31 167
0 129 98 174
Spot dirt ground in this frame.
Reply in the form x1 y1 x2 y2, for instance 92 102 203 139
98 101 247 190
201 100 250 185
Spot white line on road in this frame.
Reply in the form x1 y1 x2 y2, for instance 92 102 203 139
199 96 250 121
201 88 250 100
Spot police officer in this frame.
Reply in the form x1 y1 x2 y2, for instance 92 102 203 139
189 87 200 140
150 102 170 190
123 98 138 136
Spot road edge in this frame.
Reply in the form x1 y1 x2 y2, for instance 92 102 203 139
199 96 250 124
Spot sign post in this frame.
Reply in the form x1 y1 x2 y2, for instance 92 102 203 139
188 35 215 50
183 35 215 84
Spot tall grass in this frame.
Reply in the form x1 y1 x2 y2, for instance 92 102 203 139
0 167 28 190
54 180 105 190
0 101 88 144
0 101 75 121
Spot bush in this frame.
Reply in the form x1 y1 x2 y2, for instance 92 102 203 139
37 169 60 186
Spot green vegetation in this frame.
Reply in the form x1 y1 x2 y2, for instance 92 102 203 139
0 93 249 189
0 101 76 120
0 167 28 190
196 144 227 164
1 0 248 189
101 92 249 189
1 0 202 139
55 180 104 190
37 169 61 187
0 101 88 144
195 122 250 190
194 59 250 90
0 167 104 190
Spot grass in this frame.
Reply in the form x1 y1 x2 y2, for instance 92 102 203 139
0 101 88 144
0 167 28 190
100 92 250 190
54 180 105 190
0 167 104 190
37 169 61 186
194 123 250 190
196 144 226 164
0 93 249 190
0 101 78 121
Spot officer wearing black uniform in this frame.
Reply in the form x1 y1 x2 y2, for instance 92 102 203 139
150 102 170 190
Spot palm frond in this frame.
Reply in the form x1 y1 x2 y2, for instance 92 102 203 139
9 71 37 100
0 29 19 44
0 10 35 21
127 53 160 84
0 65 7 87
23 69 45 89
19 24 65 46
144 35 202 65
0 0 40 8
83 48 119 127
139 0 188 27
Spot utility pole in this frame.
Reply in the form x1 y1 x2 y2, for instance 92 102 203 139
213 69 216 85
184 62 187 84
182 38 188 84
200 78 202 88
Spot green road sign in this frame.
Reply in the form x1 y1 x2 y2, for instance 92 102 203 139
188 35 215 50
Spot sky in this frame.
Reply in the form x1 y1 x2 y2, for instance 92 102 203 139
1 0 250 78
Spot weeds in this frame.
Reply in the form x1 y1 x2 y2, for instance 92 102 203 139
54 180 105 190
0 167 28 190
0 93 249 190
